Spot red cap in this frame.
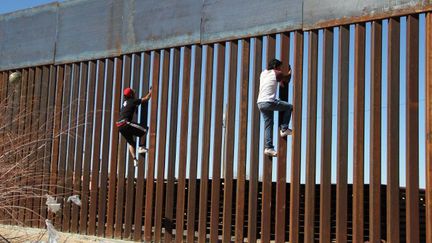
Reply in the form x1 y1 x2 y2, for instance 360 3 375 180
123 87 134 98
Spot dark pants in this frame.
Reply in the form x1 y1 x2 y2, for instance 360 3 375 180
118 121 147 147
257 100 293 149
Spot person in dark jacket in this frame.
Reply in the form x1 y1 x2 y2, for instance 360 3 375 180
116 87 151 164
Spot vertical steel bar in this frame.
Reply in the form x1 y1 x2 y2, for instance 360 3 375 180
426 12 432 243
387 17 401 243
15 69 25 226
48 66 62 223
88 60 105 235
71 62 88 232
353 23 366 243
154 49 171 241
248 37 262 243
62 63 80 231
7 69 17 224
186 45 203 243
222 41 238 243
261 35 275 243
275 32 290 243
406 14 420 243
114 55 131 238
144 51 160 242
10 68 24 226
336 25 350 243
133 52 150 241
164 48 181 242
79 61 96 234
4 70 10 224
132 52 151 241
106 58 123 238
54 65 70 229
0 71 8 222
235 38 250 243
210 43 226 243
97 58 114 236
124 54 141 238
21 68 33 226
370 20 382 243
289 31 304 243
36 66 51 227
5 70 13 226
305 29 318 243
198 45 214 243
8 70 15 224
5 69 16 225
10 68 22 226
175 46 192 243
17 69 29 224
29 67 42 227
320 28 334 243
0 72 6 159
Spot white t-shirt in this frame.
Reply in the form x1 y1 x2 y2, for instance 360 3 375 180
257 69 278 103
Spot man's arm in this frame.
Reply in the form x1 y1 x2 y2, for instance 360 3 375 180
275 68 292 87
141 89 152 104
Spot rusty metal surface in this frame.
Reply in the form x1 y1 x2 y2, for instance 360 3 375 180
222 41 237 242
387 18 401 243
353 23 366 243
186 45 202 243
55 0 201 63
201 0 302 43
369 20 382 243
319 28 334 243
426 13 432 243
261 35 275 243
198 45 214 243
209 43 225 243
55 0 123 64
247 37 262 243
304 29 318 243
121 0 201 53
234 39 250 243
336 25 349 243
275 32 290 243
175 46 192 243
303 0 426 28
289 31 303 243
406 14 420 243
0 3 57 71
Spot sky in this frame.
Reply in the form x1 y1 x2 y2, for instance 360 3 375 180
0 2 427 189
0 0 60 15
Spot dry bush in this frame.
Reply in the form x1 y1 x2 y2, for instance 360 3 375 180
0 81 87 242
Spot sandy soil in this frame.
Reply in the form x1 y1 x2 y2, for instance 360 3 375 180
0 224 134 243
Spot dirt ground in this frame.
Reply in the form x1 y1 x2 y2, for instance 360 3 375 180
0 224 133 243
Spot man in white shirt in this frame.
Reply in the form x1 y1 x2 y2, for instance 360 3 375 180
257 58 293 157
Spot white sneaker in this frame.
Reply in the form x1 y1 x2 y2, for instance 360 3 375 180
138 146 148 154
280 128 292 137
133 158 139 167
264 148 277 157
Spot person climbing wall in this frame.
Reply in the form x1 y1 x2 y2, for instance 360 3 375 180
116 87 152 165
257 58 293 157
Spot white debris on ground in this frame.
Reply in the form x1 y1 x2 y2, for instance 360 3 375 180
67 195 82 206
45 194 61 213
0 224 134 243
45 220 59 243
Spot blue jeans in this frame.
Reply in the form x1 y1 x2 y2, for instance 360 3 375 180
257 100 293 149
